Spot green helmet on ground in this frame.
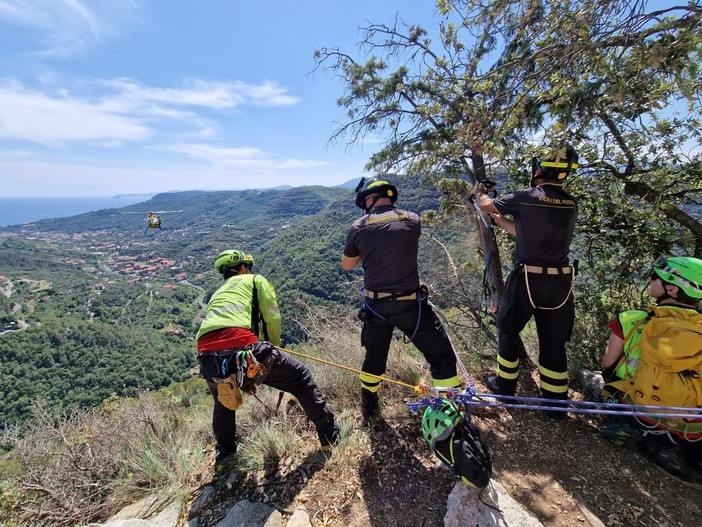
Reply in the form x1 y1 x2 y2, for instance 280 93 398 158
422 400 492 488
421 400 462 449
215 250 255 273
652 255 702 300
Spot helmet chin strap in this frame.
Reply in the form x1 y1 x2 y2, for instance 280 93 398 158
363 193 383 213
655 283 679 305
655 291 673 305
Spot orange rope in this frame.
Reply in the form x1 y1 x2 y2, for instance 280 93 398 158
278 346 429 394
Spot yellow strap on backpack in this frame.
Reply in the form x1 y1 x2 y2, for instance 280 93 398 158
214 374 243 410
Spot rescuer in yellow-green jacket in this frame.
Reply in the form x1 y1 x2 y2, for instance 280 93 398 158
196 250 339 470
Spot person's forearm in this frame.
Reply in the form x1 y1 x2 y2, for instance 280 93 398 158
491 214 515 236
602 333 625 368
342 254 361 270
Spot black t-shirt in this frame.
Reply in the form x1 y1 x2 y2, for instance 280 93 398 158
343 205 421 292
494 183 578 265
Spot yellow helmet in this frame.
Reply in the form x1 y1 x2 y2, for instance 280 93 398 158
531 145 578 185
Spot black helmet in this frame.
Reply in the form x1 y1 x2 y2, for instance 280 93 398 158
354 176 398 212
531 145 578 185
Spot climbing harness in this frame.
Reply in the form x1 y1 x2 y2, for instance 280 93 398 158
361 286 426 344
522 262 578 310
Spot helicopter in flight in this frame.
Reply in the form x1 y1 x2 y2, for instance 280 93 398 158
146 211 162 232
120 209 183 233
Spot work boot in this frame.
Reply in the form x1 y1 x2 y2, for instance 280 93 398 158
482 373 502 395
361 390 380 423
600 420 643 448
318 420 341 452
655 446 688 478
214 451 236 477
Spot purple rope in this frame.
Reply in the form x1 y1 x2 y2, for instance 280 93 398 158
459 400 701 420
475 392 702 414
406 390 702 420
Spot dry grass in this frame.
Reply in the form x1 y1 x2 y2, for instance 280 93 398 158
0 381 213 527
0 304 492 526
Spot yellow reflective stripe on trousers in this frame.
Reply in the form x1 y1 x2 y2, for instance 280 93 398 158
538 365 568 379
359 373 382 392
497 355 519 369
434 375 461 389
496 368 519 380
540 380 569 393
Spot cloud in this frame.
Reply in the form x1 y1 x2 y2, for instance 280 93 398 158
161 143 329 169
0 149 32 159
0 81 151 146
0 76 300 147
0 0 143 56
105 78 300 109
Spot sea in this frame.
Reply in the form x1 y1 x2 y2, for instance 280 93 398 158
0 196 153 228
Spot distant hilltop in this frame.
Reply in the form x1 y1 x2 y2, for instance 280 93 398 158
113 181 361 198
112 193 158 199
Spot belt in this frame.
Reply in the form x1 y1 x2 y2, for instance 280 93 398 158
523 265 571 275
198 346 248 357
364 290 418 300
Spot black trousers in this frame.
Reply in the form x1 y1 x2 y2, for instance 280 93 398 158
199 342 334 457
496 267 574 398
360 295 459 390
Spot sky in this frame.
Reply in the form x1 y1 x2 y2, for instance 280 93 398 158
0 0 443 197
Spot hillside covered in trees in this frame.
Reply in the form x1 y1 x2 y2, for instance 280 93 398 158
1 162 699 432
1 2 701 525
0 184 367 429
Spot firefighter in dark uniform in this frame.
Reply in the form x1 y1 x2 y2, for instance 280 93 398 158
474 146 579 419
342 177 461 421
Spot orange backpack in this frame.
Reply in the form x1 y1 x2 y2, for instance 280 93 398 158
610 306 702 436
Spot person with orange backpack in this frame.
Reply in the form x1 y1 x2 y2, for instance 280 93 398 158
600 255 702 480
197 250 340 471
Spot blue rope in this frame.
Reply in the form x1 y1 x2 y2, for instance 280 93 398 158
483 392 702 413
406 388 702 420
458 400 701 420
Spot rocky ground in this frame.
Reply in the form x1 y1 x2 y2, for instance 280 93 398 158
187 369 700 527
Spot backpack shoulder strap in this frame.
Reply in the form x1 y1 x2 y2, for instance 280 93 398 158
622 307 654 345
250 275 270 342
